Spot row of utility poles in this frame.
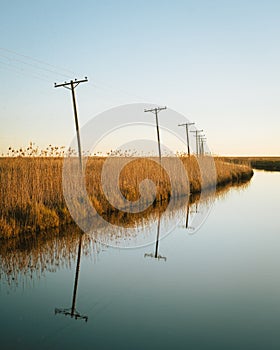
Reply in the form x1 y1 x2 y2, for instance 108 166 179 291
53 78 206 320
54 77 208 168
144 107 208 162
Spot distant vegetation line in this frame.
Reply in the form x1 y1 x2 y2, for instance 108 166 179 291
218 156 280 172
0 156 253 239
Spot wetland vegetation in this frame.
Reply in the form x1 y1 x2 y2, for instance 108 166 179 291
0 146 253 239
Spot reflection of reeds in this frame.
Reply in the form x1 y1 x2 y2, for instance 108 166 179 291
0 179 251 287
0 153 253 239
0 226 99 288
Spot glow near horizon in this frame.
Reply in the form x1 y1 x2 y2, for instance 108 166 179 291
0 0 280 156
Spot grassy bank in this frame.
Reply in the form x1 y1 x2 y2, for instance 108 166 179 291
0 156 253 239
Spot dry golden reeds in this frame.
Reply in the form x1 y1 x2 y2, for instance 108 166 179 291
0 145 253 239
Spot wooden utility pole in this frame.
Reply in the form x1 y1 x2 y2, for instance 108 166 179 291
197 134 205 156
54 77 88 169
144 106 167 163
178 122 195 156
198 136 207 156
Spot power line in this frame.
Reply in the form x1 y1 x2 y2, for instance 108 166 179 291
0 60 52 82
90 80 150 103
0 48 153 103
0 47 74 77
0 52 73 80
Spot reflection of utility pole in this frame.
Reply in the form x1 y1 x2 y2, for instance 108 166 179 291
190 130 203 156
178 122 195 156
192 202 199 214
186 202 190 228
54 77 88 170
144 215 167 261
144 106 167 164
55 234 88 322
185 202 195 231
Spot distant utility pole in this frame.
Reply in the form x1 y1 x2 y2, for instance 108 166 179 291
144 106 167 163
199 137 207 156
54 77 88 169
190 129 203 156
178 122 195 156
197 134 205 156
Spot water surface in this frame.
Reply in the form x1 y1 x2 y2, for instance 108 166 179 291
1 171 279 350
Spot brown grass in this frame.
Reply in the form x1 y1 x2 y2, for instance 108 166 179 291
0 155 253 239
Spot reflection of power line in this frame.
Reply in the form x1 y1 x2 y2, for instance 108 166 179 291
144 215 167 261
178 122 195 156
54 78 88 170
55 234 88 322
144 106 167 164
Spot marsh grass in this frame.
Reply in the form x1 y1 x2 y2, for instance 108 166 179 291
0 149 253 239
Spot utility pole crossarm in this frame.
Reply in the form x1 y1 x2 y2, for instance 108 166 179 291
190 129 203 134
144 106 167 113
54 77 88 88
178 122 195 127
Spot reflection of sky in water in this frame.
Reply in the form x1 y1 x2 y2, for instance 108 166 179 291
1 171 280 349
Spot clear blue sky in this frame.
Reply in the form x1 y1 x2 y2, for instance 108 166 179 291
1 0 279 155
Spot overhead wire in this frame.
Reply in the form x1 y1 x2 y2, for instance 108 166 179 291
0 47 74 77
0 47 151 103
0 53 73 80
0 59 53 83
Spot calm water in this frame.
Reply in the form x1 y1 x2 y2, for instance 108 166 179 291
1 170 280 350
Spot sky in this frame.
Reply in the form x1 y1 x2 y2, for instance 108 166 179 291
0 0 279 156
